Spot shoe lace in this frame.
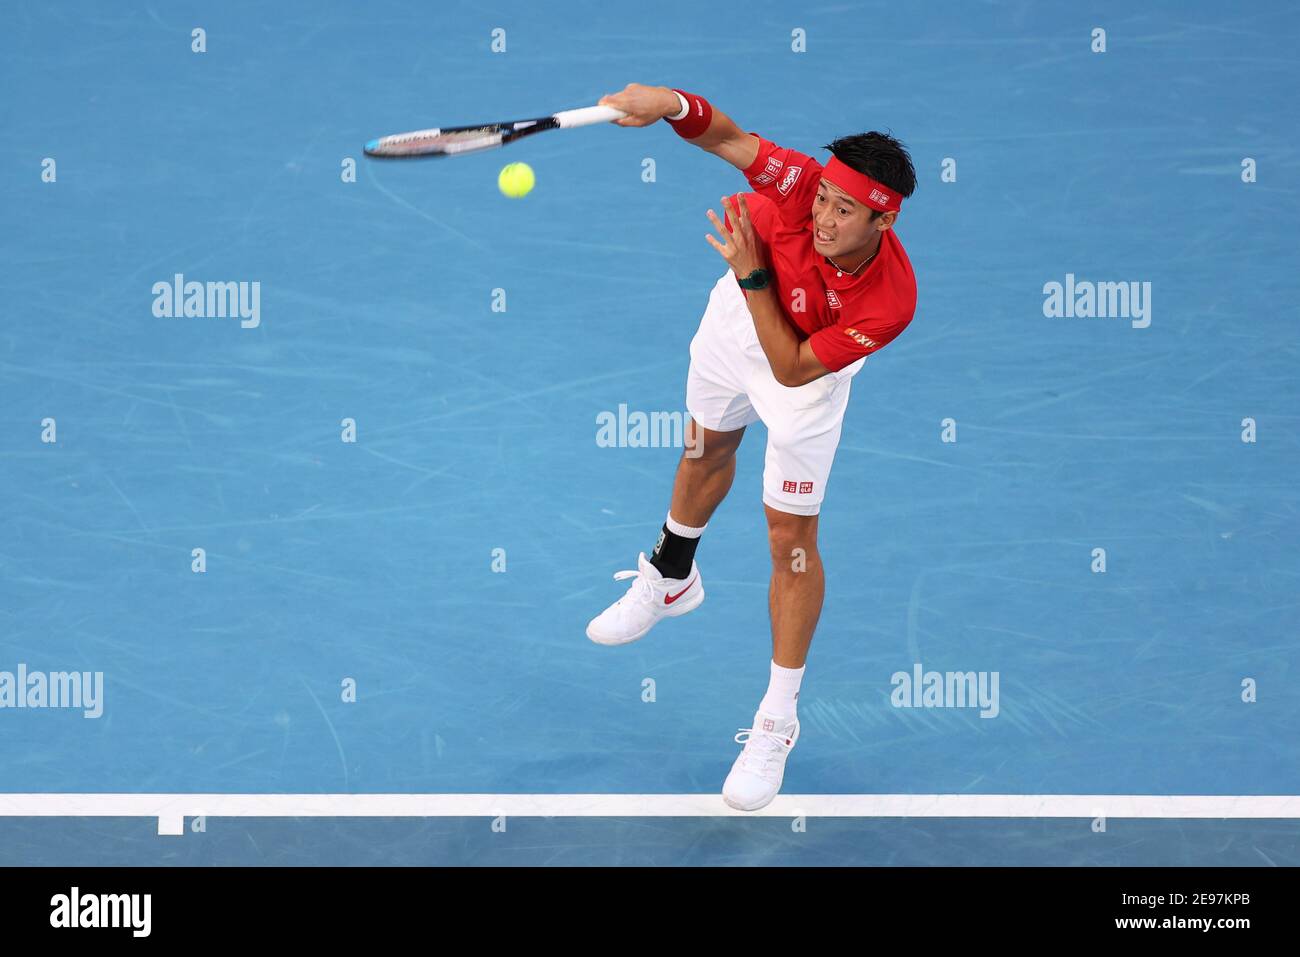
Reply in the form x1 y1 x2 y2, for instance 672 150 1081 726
612 567 654 605
733 726 793 777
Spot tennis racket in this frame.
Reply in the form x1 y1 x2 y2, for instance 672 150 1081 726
364 104 628 158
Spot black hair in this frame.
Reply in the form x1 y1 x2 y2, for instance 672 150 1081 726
823 131 916 220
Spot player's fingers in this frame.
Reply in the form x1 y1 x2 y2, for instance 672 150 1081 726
600 92 636 119
737 193 752 228
705 208 730 238
720 198 751 248
600 95 633 124
722 195 750 239
704 233 728 256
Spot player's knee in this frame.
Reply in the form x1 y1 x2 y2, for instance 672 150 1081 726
766 515 817 565
681 444 732 475
684 427 740 467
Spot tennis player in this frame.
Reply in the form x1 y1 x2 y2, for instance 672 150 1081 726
587 84 918 810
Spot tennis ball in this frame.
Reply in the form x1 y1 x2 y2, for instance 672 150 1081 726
498 162 535 198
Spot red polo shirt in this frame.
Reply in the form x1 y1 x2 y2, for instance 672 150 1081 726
727 134 917 373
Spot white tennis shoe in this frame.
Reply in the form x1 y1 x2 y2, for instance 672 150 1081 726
586 552 704 646
722 710 801 811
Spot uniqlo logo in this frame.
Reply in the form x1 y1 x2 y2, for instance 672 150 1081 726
825 289 842 309
869 187 891 206
782 480 797 493
754 155 784 186
762 718 774 732
799 482 814 494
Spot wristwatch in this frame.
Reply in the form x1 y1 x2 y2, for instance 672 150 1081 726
737 268 771 290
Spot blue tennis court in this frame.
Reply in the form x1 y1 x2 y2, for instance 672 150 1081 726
2 0 1297 865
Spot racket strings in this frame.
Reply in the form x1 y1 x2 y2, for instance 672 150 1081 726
372 127 502 156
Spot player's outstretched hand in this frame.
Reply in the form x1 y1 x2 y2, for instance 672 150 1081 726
706 195 765 278
598 83 680 127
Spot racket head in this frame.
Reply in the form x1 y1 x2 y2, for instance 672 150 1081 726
364 124 506 158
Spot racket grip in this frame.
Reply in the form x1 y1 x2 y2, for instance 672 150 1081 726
555 105 627 128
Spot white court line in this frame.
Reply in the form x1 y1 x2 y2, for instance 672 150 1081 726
1 794 1298 836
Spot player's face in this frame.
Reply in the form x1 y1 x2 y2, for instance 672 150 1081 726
811 179 886 257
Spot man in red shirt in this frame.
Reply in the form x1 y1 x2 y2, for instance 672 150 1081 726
586 83 917 810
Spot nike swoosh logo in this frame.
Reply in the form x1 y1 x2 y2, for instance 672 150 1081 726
664 577 697 605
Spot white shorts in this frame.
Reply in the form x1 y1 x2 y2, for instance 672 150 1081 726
686 272 865 516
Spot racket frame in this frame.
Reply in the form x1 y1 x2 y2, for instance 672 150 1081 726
364 105 625 158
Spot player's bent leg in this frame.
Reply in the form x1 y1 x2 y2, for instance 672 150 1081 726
722 505 820 811
668 419 746 527
587 270 756 648
586 420 744 647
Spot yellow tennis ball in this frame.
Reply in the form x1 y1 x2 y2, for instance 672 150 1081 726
498 162 535 198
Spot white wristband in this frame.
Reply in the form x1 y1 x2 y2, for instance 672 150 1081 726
667 90 690 121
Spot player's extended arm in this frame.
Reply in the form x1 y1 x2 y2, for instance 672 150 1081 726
597 84 759 171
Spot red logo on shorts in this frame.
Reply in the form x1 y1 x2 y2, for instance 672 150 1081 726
782 481 815 494
799 482 814 494
782 481 797 493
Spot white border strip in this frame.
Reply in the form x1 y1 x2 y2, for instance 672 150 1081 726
2 794 1298 836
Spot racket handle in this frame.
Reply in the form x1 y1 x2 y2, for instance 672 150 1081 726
555 105 627 128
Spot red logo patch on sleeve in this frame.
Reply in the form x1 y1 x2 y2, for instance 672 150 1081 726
754 155 783 186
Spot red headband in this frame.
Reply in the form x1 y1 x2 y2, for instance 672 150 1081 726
823 156 902 213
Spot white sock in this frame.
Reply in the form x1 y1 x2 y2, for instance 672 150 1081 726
758 660 805 719
665 512 705 538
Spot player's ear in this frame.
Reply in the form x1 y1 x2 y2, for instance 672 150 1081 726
874 211 897 231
